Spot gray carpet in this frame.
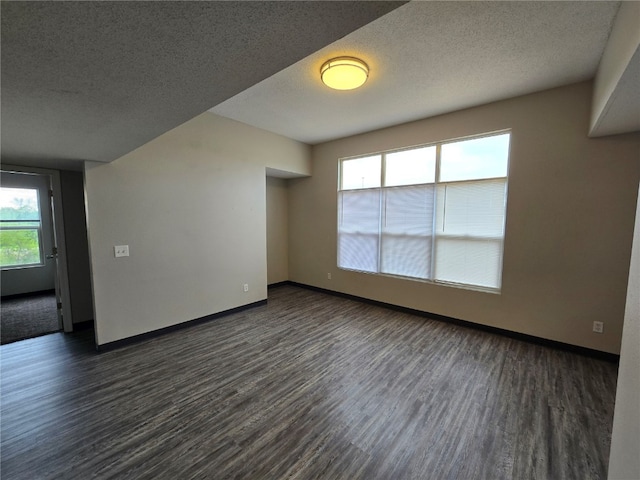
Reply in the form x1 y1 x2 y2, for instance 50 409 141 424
0 291 60 344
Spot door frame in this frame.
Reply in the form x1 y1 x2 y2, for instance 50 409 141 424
1 164 74 332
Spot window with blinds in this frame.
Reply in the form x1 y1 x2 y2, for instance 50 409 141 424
337 131 510 291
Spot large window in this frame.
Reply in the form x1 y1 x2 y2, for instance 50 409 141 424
337 131 510 291
0 187 44 268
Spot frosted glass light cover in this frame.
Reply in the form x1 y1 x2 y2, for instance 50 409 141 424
321 57 369 90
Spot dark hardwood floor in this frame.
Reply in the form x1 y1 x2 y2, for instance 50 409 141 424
0 285 618 479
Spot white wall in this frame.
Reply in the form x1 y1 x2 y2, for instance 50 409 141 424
608 184 640 480
266 176 289 285
289 81 640 354
84 113 309 345
591 1 640 135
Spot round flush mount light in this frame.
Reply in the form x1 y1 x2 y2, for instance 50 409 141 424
320 57 369 90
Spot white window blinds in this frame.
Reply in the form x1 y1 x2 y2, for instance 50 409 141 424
434 179 507 288
381 185 434 279
338 189 381 273
337 131 510 291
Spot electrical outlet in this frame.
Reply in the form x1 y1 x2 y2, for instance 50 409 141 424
243 284 249 292
114 245 129 257
593 321 604 333
327 273 332 280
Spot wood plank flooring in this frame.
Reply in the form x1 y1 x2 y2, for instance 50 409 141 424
0 285 618 479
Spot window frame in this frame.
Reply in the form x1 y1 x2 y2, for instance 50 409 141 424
337 130 511 293
0 187 46 270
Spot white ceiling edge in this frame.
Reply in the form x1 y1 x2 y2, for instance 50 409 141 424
0 157 85 172
590 46 640 137
590 1 640 137
266 167 309 179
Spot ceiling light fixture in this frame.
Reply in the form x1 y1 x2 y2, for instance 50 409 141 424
320 57 369 91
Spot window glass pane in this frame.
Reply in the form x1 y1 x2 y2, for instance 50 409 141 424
341 155 381 190
338 190 380 272
1 187 43 268
435 179 507 237
434 238 503 289
381 185 434 279
0 229 42 267
338 190 381 234
338 233 379 274
440 133 510 182
385 146 436 186
0 187 41 221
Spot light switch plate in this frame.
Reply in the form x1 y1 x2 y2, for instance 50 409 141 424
114 245 129 257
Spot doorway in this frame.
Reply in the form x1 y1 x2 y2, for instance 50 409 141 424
0 168 72 343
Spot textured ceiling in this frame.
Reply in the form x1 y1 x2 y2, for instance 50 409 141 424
0 1 404 169
212 1 623 144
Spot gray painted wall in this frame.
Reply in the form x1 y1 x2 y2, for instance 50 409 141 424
266 176 289 285
59 170 93 324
